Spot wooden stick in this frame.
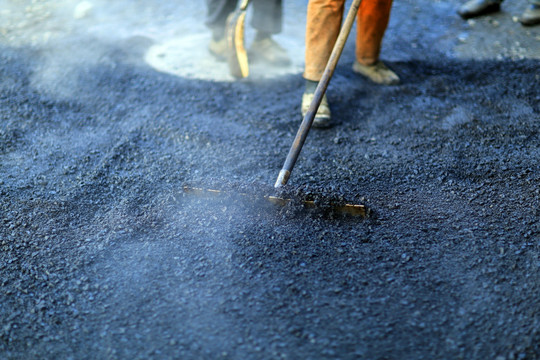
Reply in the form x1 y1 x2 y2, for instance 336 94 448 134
275 0 363 188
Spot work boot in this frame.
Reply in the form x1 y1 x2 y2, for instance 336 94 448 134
457 0 502 19
208 37 227 62
519 4 540 26
352 60 400 85
249 37 291 66
301 92 332 129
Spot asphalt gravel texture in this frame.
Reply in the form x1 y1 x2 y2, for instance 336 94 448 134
1 0 539 359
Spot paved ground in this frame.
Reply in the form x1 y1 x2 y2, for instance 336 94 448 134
1 1 539 359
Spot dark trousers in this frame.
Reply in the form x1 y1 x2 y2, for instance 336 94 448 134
205 0 283 37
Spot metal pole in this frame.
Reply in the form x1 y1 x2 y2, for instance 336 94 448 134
274 0 363 188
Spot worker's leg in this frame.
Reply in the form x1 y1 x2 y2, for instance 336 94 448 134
205 0 236 59
304 0 345 81
302 0 345 128
352 0 399 85
251 0 282 35
355 0 392 66
205 0 237 39
250 0 290 65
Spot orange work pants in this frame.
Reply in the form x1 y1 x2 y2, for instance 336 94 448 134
304 0 393 81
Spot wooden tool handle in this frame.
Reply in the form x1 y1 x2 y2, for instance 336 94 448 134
275 0 363 188
240 0 250 11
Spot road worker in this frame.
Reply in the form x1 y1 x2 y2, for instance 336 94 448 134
205 0 291 66
302 0 399 128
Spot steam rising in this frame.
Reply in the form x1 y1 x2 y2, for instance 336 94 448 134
144 7 305 81
2 1 305 86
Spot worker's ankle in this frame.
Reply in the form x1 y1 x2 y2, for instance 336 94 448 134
254 31 272 42
356 59 377 67
212 28 225 41
304 79 319 94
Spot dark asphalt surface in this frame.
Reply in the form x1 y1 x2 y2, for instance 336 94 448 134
1 0 539 359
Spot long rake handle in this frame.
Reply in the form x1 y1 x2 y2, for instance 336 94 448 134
240 0 250 10
274 0 362 188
